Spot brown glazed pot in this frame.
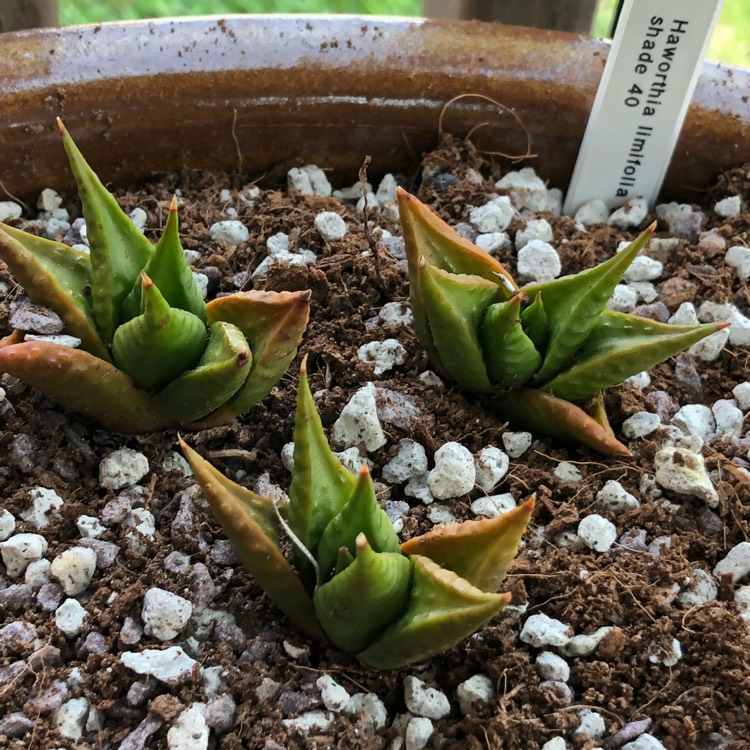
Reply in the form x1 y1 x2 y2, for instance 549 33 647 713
0 15 748 201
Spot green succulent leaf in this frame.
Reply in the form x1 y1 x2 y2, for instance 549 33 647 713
153 321 251 422
121 196 206 324
523 224 655 384
112 273 207 391
179 439 326 642
520 291 549 354
358 555 509 670
316 465 401 581
314 533 412 654
541 310 729 401
58 119 154 343
401 497 535 592
497 388 631 456
0 224 110 362
287 358 357 557
197 290 311 425
419 261 502 392
0 340 173 432
480 293 543 387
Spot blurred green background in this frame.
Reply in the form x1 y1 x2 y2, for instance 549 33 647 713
59 0 749 69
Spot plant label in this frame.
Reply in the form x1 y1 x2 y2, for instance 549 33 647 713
563 0 724 215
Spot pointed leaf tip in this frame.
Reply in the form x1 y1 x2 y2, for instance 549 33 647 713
169 195 179 212
56 117 66 133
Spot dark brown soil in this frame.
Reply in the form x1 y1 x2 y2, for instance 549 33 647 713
0 137 749 750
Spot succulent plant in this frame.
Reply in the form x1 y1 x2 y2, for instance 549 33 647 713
180 359 534 670
398 188 727 455
0 121 309 432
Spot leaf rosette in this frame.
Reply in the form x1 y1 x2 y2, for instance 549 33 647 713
0 121 310 432
398 188 727 455
181 359 534 669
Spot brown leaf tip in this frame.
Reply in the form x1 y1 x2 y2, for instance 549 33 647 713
169 195 179 212
56 117 67 133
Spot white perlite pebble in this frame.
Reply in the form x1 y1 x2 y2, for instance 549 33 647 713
37 188 62 211
314 211 347 241
357 339 407 375
575 709 606 739
382 439 428 484
283 710 333 733
578 514 617 552
0 533 48 577
99 448 150 490
54 697 89 741
698 300 750 347
193 272 209 299
712 399 744 438
168 703 209 750
209 220 249 245
25 333 81 348
654 447 719 507
554 462 583 483
607 284 638 312
20 487 63 528
622 412 661 439
121 646 198 685
405 717 434 750
55 598 87 637
331 383 387 452
574 198 609 226
562 626 614 656
344 693 388 731
0 200 23 222
427 504 457 524
671 404 715 440
427 442 476 499
735 586 750 626
520 613 573 648
714 195 742 217
495 168 548 212
376 301 413 327
677 568 718 607
515 218 553 249
689 326 730 361
535 651 570 681
517 240 561 283
475 232 511 253
608 196 648 229
376 173 398 208
541 739 567 750
625 371 652 389
622 735 668 750
129 206 148 232
469 196 514 233
404 676 450 720
623 256 663 282
404 473 434 504
142 588 193 641
471 493 515 519
474 447 510 491
456 674 494 715
648 638 682 666
502 431 532 458
596 480 640 514
732 382 750 411
0 509 16 541
50 546 98 595
317 675 351 712
713 542 750 584
725 245 750 280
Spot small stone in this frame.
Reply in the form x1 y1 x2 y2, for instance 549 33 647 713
648 637 682 666
474 447 510 492
283 640 309 659
608 196 648 228
54 697 89 741
142 588 193 641
502 431 532 458
541 739 567 750
622 735 668 750
535 651 570 681
77 515 106 539
655 202 704 241
121 646 198 685
209 220 249 245
50 546 97 595
374 301 413 328
574 708 606 739
167 703 209 750
0 201 22 222
37 188 62 211
0 620 36 653
541 680 574 703
404 676 450 720
24 679 68 715
0 712 34 739
575 198 610 226
554 462 583 483
10 300 64 334
732 382 750 411
562 626 614 656
622 411 661 439
0 533 48 577
314 211 347 241
296 165 333 197
0 509 15 541
520 613 573 648
17 487 62 529
517 240 561 283
24 557 51 589
623 255 663 282
725 245 750 280
677 568 718 607
331 383 387 452
376 173 398 208
427 504 457 524
405 716 434 750
55 598 87 637
317 675 351 712
404 473 434 504
456 674 494 715
735 586 750 626
495 168 548 211
699 301 750 348
471 493 515 518
654 447 719 507
282 710 332 733
515 218 553 249
382 439 428 484
712 399 744 438
79 538 120 569
469 196 514 233
630 282 660 303
343 693 388 732
672 404 715 440
607 284 638 312
475 232 511 253
204 693 236 734
713 542 750 583
129 207 148 232
714 195 741 217
99 448 150 490
596 480 639 514
427 442 476 499
357 339 407 375
578 514 617 552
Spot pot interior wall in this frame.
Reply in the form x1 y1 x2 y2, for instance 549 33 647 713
1 15 749 201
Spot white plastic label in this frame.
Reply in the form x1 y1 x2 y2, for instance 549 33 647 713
563 0 724 215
